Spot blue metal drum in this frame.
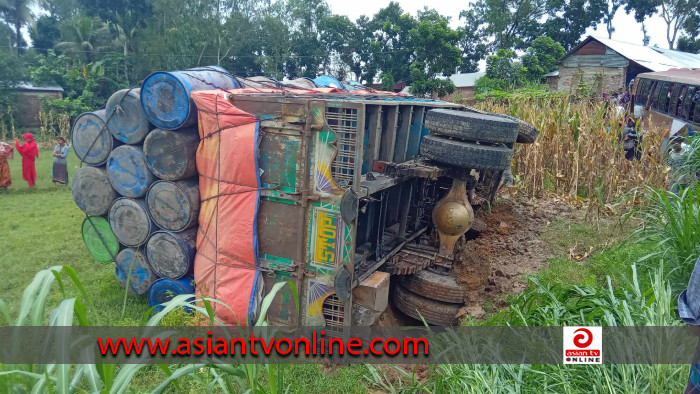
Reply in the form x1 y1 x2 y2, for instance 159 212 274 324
313 75 345 89
140 66 240 130
114 248 158 296
106 88 154 144
71 166 118 216
146 228 197 279
142 127 199 181
148 276 196 312
109 197 156 247
107 145 156 198
146 179 200 232
72 110 119 166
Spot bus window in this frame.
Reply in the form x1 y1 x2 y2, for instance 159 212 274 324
636 79 649 104
670 84 681 116
675 85 688 117
682 87 695 120
664 83 673 113
646 81 657 108
654 82 669 111
691 88 699 123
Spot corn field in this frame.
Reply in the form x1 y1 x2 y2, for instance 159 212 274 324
478 94 668 209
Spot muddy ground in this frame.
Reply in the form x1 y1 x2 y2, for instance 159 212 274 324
379 194 580 325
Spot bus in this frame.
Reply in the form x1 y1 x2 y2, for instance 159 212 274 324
631 69 700 144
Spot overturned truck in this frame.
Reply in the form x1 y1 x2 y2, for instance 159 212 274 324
192 89 537 327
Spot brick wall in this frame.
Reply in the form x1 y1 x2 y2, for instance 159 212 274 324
444 87 476 104
12 91 63 128
557 66 626 93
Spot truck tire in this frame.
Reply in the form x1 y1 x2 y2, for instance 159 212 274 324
486 113 539 144
420 135 513 171
424 109 519 144
392 284 461 325
400 269 466 303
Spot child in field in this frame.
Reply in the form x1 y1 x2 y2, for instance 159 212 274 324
14 133 38 187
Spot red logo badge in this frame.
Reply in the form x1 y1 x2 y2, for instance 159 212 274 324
563 326 602 364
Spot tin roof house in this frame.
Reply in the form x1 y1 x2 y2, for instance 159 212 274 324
554 36 700 93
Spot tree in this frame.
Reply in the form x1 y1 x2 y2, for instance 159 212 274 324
602 0 625 38
369 2 417 84
538 0 607 50
677 11 700 53
30 15 60 54
457 9 487 73
485 48 523 87
380 71 394 91
410 9 461 78
255 12 291 80
55 16 110 64
520 36 565 82
625 0 698 49
0 46 25 109
470 0 606 51
642 20 651 45
285 0 331 78
471 0 546 50
408 8 462 97
319 14 360 79
1 0 46 55
45 0 81 20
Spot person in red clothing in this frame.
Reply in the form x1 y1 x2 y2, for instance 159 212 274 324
14 133 38 187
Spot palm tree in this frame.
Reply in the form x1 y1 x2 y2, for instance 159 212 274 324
0 0 46 56
108 11 146 85
55 16 109 64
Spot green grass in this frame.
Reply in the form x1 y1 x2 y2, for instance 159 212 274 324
0 149 151 324
0 152 687 392
0 149 374 392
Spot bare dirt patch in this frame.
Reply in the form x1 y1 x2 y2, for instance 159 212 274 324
378 193 584 325
452 195 580 318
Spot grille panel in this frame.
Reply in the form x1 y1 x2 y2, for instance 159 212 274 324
326 107 358 188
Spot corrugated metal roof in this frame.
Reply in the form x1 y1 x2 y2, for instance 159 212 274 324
543 71 559 77
14 83 64 92
449 72 486 88
564 36 700 72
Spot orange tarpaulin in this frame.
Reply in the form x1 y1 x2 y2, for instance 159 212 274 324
192 90 262 325
192 86 406 325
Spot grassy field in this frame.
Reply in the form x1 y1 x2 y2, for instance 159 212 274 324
0 149 152 324
0 149 688 392
0 148 373 392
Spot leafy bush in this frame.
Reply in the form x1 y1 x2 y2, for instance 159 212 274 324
474 75 507 96
630 185 700 283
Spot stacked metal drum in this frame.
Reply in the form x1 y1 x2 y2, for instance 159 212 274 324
71 66 239 311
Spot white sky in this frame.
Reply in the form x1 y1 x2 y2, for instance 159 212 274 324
327 0 672 51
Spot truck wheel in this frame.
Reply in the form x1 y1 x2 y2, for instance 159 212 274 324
392 284 461 325
420 135 513 171
400 269 466 303
487 113 539 144
424 109 519 144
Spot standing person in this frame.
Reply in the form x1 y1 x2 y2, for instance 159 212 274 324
619 118 640 161
0 141 13 188
678 255 700 392
14 133 38 187
52 136 69 185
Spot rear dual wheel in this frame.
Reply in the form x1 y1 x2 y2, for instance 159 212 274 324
392 283 461 326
